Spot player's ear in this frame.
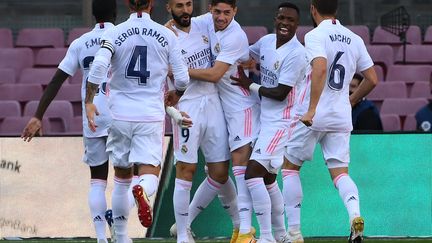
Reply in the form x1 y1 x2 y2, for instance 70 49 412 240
232 6 237 16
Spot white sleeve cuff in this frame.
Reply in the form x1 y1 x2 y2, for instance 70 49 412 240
249 83 261 96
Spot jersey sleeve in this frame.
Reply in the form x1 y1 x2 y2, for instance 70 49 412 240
356 39 374 72
58 40 80 76
278 49 306 87
217 32 249 65
305 30 327 62
168 33 189 91
192 13 212 33
249 37 262 61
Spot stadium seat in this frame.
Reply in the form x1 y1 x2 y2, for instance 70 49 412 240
380 98 428 116
0 48 34 74
366 45 394 73
0 116 50 136
24 100 73 120
386 65 432 83
296 26 314 44
55 84 82 116
423 25 432 44
0 68 16 84
410 81 431 98
69 72 83 84
66 116 83 135
16 28 65 48
395 45 432 65
374 65 385 81
347 25 370 44
0 101 21 118
18 68 57 85
35 48 67 67
372 25 422 45
67 27 91 46
242 26 268 45
403 114 418 131
0 28 13 48
380 114 401 131
0 84 43 102
367 81 407 101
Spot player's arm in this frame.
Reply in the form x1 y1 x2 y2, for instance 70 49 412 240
168 36 190 93
21 69 69 142
350 67 378 106
188 60 230 83
165 106 193 128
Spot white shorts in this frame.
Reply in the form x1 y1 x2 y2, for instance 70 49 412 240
285 119 350 169
173 94 230 163
250 126 288 174
83 136 109 167
106 120 164 168
224 103 260 151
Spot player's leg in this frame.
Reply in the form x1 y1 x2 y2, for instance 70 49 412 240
264 173 286 242
84 136 110 243
127 165 140 210
321 132 363 243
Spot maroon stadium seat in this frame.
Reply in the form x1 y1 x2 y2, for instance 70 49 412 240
347 25 370 44
24 100 73 120
367 81 407 101
0 84 43 102
374 65 384 81
0 48 34 74
67 27 91 46
372 26 422 45
0 28 13 48
55 84 81 102
69 72 83 84
0 116 50 136
16 28 65 48
66 116 83 135
18 68 57 85
366 45 393 72
386 65 432 83
35 48 67 67
380 98 428 116
423 25 432 44
242 26 268 45
0 68 16 84
296 26 314 44
395 45 432 65
380 114 401 131
410 81 431 98
403 114 417 131
0 101 21 118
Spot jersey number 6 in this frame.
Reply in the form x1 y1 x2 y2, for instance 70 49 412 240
328 51 345 91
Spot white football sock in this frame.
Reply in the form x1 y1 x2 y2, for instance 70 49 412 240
128 175 139 209
188 176 221 226
266 181 286 241
233 166 253 234
112 177 131 242
282 169 302 232
334 173 361 223
218 176 240 229
174 178 192 242
246 177 274 241
138 174 159 197
89 179 107 242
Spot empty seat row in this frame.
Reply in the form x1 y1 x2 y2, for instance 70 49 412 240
367 81 431 100
381 114 418 132
0 66 82 84
0 116 82 136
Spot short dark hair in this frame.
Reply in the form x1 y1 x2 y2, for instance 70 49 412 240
353 73 364 83
312 0 338 16
128 0 151 11
211 0 236 8
278 2 300 17
92 0 117 22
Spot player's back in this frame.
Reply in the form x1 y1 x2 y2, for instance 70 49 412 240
305 19 373 132
102 13 180 122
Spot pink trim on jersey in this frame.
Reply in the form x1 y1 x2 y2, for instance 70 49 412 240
333 173 348 187
266 129 285 154
244 107 252 137
233 168 246 176
175 178 192 190
207 177 221 190
281 169 299 178
265 182 278 190
114 176 132 185
173 123 179 150
246 178 263 188
239 86 251 96
287 120 297 139
300 73 311 104
284 87 296 119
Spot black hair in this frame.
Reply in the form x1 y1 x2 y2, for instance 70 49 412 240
278 2 300 17
353 73 364 83
92 0 117 22
210 0 236 8
311 0 338 16
128 0 151 11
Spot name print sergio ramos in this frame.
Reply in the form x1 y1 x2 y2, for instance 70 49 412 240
114 27 168 47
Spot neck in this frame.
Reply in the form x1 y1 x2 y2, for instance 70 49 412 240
276 38 290 49
315 15 335 26
174 22 191 33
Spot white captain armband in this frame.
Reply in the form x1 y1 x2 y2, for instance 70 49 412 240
101 40 115 55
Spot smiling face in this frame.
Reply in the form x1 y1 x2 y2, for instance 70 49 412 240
274 7 299 45
167 0 193 28
210 3 237 31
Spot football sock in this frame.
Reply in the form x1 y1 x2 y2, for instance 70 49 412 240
266 181 286 241
112 177 131 242
188 176 221 226
233 166 253 234
174 178 192 242
282 169 302 232
334 173 361 223
89 179 108 242
218 176 240 229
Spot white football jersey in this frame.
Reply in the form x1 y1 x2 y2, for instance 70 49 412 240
304 19 374 131
58 22 114 138
100 13 189 122
194 13 258 112
250 34 307 126
174 18 218 101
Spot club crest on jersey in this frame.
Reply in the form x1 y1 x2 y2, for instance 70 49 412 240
214 43 221 54
181 145 188 154
202 35 209 44
274 61 280 70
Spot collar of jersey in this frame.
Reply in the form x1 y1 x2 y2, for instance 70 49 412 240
93 22 115 30
129 12 151 20
319 19 340 27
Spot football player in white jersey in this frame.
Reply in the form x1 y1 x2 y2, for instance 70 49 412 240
164 1 238 242
21 1 117 242
85 0 189 242
230 3 307 243
184 1 260 242
283 0 378 243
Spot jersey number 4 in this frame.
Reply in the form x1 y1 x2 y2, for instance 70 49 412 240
328 51 345 91
126 46 151 85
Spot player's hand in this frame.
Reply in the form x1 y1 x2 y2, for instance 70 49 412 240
179 111 193 128
85 103 99 132
300 110 315 127
164 19 178 36
230 65 252 89
21 117 43 142
165 90 181 107
240 58 256 70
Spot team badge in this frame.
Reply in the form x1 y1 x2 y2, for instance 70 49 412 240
214 43 221 54
274 61 280 70
202 35 209 44
181 145 188 154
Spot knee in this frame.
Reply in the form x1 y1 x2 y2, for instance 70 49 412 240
208 169 229 184
176 162 196 181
